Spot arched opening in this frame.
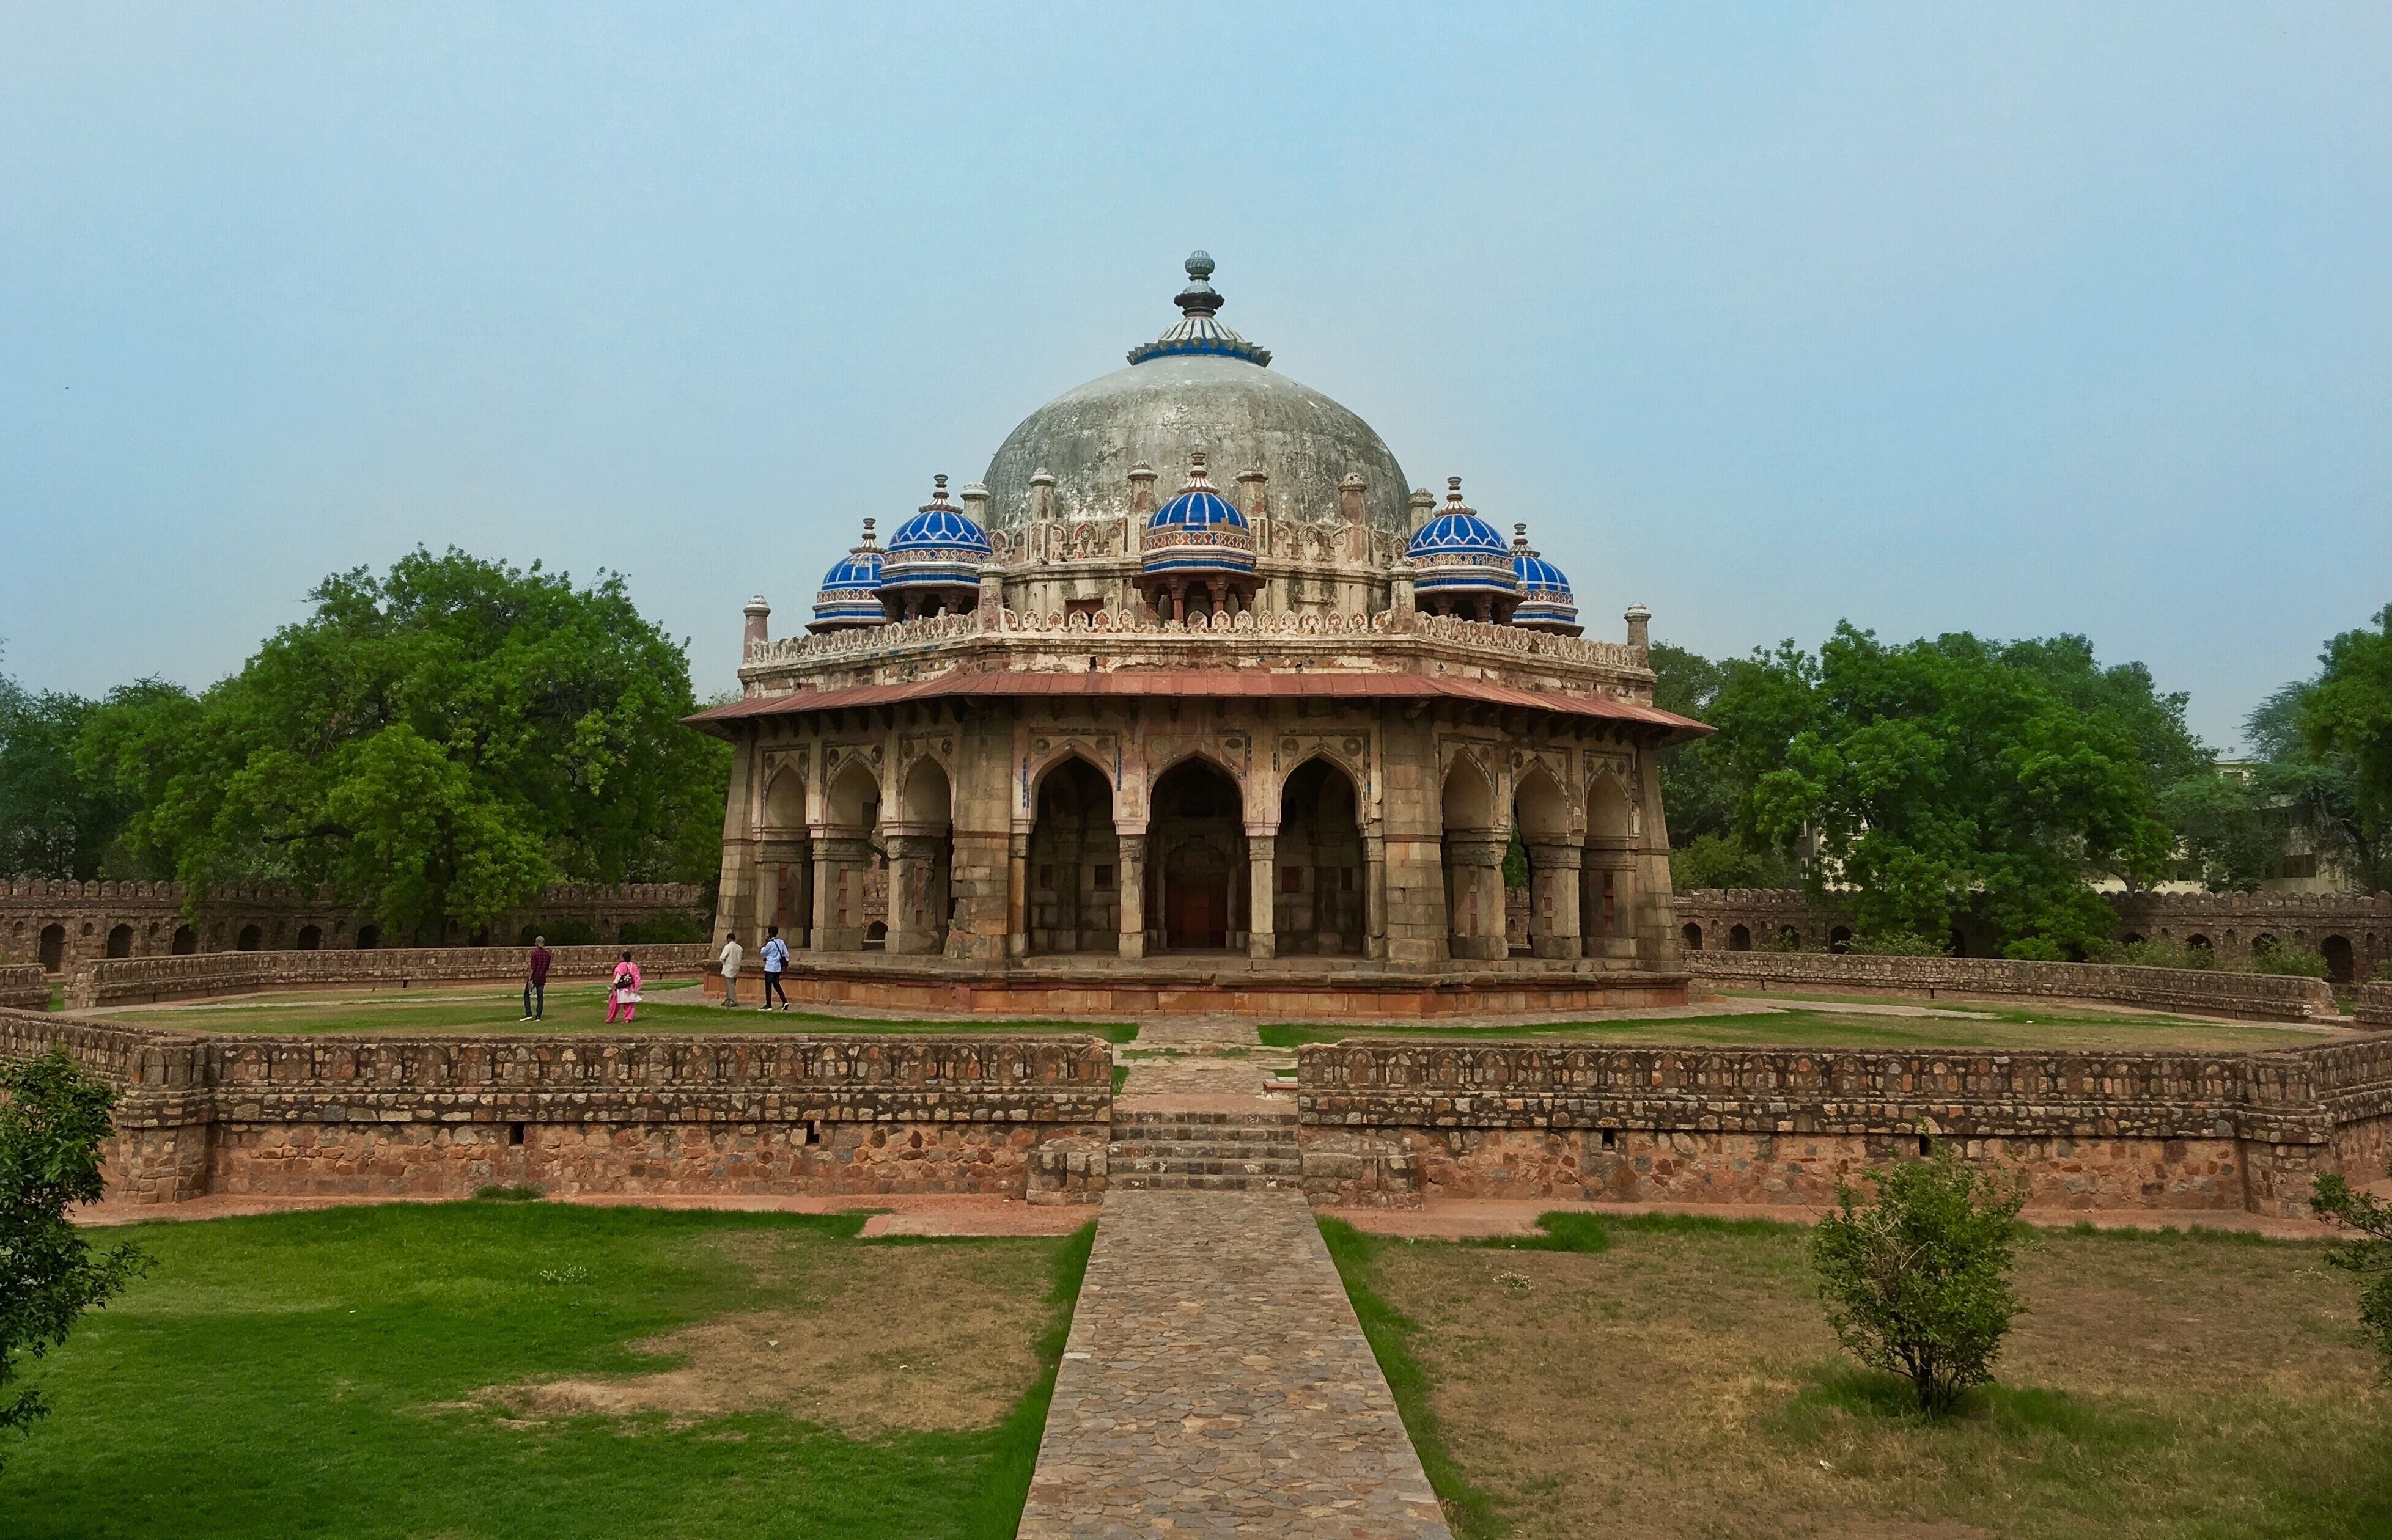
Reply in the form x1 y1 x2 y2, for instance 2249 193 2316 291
1778 926 1802 950
2120 932 2144 947
2324 935 2355 985
891 757 955 955
1728 923 1751 952
105 923 134 959
815 758 883 952
236 925 263 952
1681 922 1704 950
2253 933 2278 955
1511 764 1572 959
39 923 65 971
759 763 816 951
1440 756 1504 961
765 766 806 829
1152 758 1245 952
171 924 196 955
1029 757 1120 955
863 920 888 950
1276 758 1364 956
356 924 381 949
1828 925 1853 954
2187 934 2212 952
295 925 322 951
1581 770 1636 952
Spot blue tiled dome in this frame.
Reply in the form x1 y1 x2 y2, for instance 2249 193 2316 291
1407 511 1510 560
886 506 993 558
1514 551 1572 600
808 520 890 632
1149 488 1248 531
820 548 884 590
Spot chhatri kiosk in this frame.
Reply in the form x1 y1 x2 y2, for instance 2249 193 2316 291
689 255 1707 1014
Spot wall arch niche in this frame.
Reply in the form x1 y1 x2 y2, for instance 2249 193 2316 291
889 756 955 955
1581 768 1636 955
1151 758 1246 952
757 763 814 951
1441 755 1506 962
1028 757 1119 954
1512 762 1575 959
1276 757 1364 956
815 757 882 952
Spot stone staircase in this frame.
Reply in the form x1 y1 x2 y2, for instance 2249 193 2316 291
1107 1108 1303 1192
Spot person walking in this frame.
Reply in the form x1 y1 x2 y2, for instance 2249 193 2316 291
605 950 643 1024
521 936 551 1021
760 925 790 1011
716 933 745 1007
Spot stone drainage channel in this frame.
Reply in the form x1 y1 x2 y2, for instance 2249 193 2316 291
1016 1019 1454 1539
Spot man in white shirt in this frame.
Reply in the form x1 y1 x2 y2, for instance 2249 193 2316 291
717 934 744 1007
761 925 790 1010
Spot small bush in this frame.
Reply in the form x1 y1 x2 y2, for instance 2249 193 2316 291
2375 958 2392 983
1849 933 1947 957
2001 936 2066 962
2310 1164 2392 1371
621 913 710 945
520 919 601 947
473 1184 544 1203
2250 939 2330 978
1811 1146 2027 1415
2084 937 2217 971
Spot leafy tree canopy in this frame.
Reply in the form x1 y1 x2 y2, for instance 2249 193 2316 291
76 549 727 939
0 661 139 881
2298 605 2392 887
1708 625 2177 950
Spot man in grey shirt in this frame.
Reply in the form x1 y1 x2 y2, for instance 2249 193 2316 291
717 934 745 1007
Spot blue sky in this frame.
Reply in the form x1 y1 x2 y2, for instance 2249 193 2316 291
4 2 2385 748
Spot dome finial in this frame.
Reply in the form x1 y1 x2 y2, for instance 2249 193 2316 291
1175 252 1222 318
1130 249 1271 366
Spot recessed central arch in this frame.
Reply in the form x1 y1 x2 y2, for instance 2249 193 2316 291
813 757 883 952
1512 761 1575 959
1151 757 1248 952
890 755 955 955
1440 752 1506 961
1276 755 1365 956
1028 755 1119 954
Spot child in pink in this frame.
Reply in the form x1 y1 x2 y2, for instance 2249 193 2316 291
605 952 643 1023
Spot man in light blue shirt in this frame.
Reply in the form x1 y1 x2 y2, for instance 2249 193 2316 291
760 925 790 1011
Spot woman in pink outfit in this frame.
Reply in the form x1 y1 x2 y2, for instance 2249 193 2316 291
605 950 643 1023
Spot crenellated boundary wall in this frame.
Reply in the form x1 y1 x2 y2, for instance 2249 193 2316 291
66 944 716 1010
1682 950 2338 1021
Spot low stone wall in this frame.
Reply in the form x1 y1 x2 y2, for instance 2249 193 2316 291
2355 983 2392 1032
1684 949 2336 1021
67 944 715 1010
0 1008 1111 1206
0 964 46 1011
1295 1036 2392 1218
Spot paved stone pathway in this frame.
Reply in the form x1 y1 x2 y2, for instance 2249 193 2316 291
1019 1186 1453 1539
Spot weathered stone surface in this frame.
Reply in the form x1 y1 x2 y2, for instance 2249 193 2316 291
1019 1187 1451 1539
1682 950 2335 1021
67 944 715 1010
0 964 46 1011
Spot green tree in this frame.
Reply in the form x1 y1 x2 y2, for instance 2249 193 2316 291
78 549 728 940
0 1050 149 1461
2309 1165 2392 1371
1717 625 2173 952
0 663 139 880
1811 1147 2027 1415
2298 604 2392 888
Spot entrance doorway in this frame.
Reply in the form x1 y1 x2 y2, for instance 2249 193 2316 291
1151 758 1245 952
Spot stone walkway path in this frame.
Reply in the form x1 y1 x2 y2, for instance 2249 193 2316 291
1019 1186 1453 1539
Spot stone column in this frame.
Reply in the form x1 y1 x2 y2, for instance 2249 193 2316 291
1006 830 1030 959
810 842 837 953
713 736 761 952
1248 834 1277 961
1445 833 1510 963
1363 832 1388 962
885 834 923 955
814 837 875 952
1528 843 1583 961
1117 832 1147 959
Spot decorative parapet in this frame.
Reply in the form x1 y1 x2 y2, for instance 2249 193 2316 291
0 964 46 1011
741 605 1650 674
2357 983 2392 1032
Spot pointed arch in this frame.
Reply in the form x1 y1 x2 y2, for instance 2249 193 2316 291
822 755 881 831
1586 765 1635 843
1275 755 1365 956
1513 761 1569 841
1028 755 1120 955
1440 752 1498 834
764 763 806 829
898 754 952 826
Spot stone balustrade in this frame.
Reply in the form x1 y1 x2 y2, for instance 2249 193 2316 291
0 964 46 1011
1683 948 2338 1021
2357 983 2392 1032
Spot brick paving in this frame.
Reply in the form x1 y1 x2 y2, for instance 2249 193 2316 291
1019 1186 1452 1539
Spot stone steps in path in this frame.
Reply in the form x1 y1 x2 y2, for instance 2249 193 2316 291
1107 1107 1301 1192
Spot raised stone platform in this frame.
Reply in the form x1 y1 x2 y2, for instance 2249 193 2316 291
706 952 1694 1020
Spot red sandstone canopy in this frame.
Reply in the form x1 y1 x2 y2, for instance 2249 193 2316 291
684 670 1710 742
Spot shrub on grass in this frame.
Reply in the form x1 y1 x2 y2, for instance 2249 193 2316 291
2250 938 2331 978
2001 936 2066 962
1811 1145 2026 1415
2309 1164 2392 1371
1849 933 1947 956
2083 937 2217 971
0 1050 149 1464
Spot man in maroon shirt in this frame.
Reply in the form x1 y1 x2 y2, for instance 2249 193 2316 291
522 936 552 1021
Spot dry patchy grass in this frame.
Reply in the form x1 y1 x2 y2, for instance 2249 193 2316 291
1360 1219 2392 1539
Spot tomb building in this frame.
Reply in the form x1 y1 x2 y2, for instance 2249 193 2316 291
690 254 1709 1008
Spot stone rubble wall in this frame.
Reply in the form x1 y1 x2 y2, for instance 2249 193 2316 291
0 1007 1111 1206
1 878 709 974
1682 949 2336 1021
1295 1037 2392 1218
2355 983 2392 1031
67 943 716 1009
0 964 46 1011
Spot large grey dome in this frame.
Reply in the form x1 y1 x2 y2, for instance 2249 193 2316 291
980 256 1411 536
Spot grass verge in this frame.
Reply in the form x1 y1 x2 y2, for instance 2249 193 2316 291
1318 1217 1506 1538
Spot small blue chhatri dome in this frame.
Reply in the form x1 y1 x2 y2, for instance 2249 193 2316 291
1508 523 1582 636
1405 479 1519 608
879 475 992 606
809 519 888 633
1141 454 1257 577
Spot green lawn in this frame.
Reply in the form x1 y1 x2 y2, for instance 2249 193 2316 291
116 980 1138 1042
1 1201 1091 1538
1327 1212 2392 1539
1260 1003 2328 1053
